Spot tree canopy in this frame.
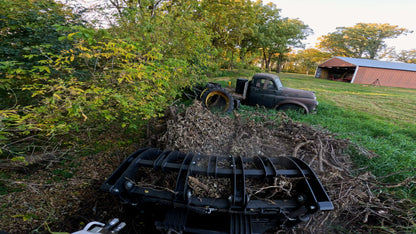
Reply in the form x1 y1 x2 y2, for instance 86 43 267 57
250 3 311 72
286 48 331 75
0 0 82 107
318 23 410 59
391 49 416 63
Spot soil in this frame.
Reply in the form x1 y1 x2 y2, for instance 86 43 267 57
0 101 414 233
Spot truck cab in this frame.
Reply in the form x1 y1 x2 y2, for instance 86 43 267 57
243 73 318 113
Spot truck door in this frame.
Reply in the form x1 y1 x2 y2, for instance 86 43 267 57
249 78 278 108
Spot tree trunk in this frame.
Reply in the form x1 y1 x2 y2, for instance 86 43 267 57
267 53 273 73
263 50 269 71
230 51 234 70
275 61 281 73
240 49 246 64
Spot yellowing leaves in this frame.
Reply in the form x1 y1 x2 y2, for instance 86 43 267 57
33 66 51 73
77 44 90 52
1 27 198 141
53 93 61 100
31 90 46 97
67 32 78 40
68 87 84 96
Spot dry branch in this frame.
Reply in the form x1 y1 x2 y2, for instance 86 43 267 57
188 176 209 192
152 100 415 233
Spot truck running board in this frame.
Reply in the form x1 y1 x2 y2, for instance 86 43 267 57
101 148 333 233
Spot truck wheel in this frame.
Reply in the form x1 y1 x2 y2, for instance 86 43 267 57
202 88 234 113
277 104 306 114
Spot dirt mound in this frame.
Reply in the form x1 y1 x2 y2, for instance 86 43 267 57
155 101 414 232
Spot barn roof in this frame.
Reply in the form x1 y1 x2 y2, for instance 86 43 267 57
335 57 416 72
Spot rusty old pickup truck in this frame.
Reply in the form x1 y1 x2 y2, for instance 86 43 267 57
201 73 318 113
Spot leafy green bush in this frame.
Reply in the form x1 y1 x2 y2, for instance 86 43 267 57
0 0 81 107
1 31 206 159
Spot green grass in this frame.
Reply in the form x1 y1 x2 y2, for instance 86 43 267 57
281 74 416 200
212 72 416 200
279 73 416 126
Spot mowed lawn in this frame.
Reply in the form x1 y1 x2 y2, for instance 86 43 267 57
280 73 415 126
213 72 416 200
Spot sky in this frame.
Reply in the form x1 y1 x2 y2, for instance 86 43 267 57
269 0 416 51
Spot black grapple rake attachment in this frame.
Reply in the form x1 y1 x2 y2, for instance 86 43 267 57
101 148 333 233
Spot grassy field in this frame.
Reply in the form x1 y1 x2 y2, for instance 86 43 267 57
211 72 416 200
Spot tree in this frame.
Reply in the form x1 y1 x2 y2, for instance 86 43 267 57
391 49 416 63
0 0 212 159
96 0 213 71
289 49 331 75
0 0 85 158
255 3 311 72
197 0 259 69
318 23 411 59
0 0 83 109
19 0 213 131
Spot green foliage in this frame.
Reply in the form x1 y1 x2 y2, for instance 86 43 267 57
1 5 209 158
1 0 213 159
0 0 82 105
202 0 255 47
285 49 332 75
318 23 410 59
391 49 416 63
10 156 28 165
255 3 311 72
0 0 85 156
106 0 213 70
17 30 200 132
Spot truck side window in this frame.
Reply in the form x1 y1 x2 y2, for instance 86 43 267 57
254 78 275 89
256 81 261 87
255 78 265 88
265 80 275 90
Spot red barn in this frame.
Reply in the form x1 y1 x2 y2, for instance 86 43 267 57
315 57 416 89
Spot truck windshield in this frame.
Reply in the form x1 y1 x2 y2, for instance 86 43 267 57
274 78 283 89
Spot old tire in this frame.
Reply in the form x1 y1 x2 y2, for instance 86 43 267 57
201 88 234 113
